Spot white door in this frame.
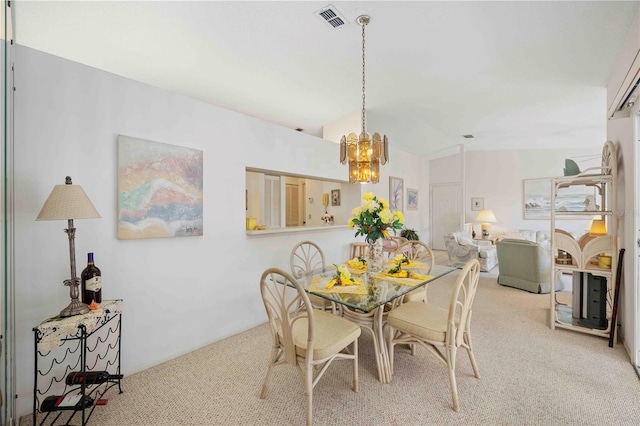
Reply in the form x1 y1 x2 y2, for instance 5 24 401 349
285 183 299 226
430 183 462 250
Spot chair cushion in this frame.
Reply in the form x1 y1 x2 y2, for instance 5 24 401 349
452 231 474 246
403 288 426 303
387 302 450 343
308 294 331 309
290 310 361 360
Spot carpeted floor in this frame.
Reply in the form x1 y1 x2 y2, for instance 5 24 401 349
22 251 640 425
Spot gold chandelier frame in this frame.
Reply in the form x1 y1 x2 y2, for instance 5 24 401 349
339 15 388 184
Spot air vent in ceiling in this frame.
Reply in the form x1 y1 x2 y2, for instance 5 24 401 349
463 134 475 139
315 4 348 29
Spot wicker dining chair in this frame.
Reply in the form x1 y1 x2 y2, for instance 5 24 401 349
394 240 435 303
382 236 409 258
387 259 482 412
290 240 338 314
259 268 360 426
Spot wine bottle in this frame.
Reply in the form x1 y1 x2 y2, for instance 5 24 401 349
65 371 123 385
41 394 95 411
81 252 102 304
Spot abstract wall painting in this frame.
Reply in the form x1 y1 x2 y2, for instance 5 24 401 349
117 135 203 239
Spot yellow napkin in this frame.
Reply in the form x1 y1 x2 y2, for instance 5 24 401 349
370 272 433 287
326 278 357 289
309 276 367 295
385 270 410 278
345 258 367 269
409 273 428 280
389 260 427 270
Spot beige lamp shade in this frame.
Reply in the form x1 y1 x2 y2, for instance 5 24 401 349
475 209 497 223
475 209 497 238
589 218 607 236
37 178 101 221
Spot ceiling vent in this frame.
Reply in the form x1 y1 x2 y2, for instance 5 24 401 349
463 134 475 139
315 4 348 29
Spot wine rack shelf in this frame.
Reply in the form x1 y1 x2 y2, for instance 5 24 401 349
32 299 123 426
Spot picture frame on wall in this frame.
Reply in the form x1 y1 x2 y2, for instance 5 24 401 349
331 189 341 206
471 197 484 211
117 135 203 239
523 178 553 219
407 188 418 210
523 178 597 219
389 176 404 213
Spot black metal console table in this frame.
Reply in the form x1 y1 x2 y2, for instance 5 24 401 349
32 299 123 426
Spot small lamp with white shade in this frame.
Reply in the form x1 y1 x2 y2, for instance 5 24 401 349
36 176 101 317
475 209 497 239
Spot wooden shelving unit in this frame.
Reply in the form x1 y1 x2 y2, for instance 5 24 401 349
550 141 618 338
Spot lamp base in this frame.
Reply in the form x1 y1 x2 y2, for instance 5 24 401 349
481 223 491 239
59 299 90 318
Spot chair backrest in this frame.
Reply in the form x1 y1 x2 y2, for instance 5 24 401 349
390 236 409 246
448 259 481 348
395 241 435 273
290 241 326 279
382 236 409 257
260 268 314 366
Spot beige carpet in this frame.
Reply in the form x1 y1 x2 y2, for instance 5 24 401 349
22 252 640 425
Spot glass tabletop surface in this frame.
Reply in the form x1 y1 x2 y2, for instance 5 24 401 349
300 263 456 313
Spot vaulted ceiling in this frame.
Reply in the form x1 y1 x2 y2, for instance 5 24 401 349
13 1 639 156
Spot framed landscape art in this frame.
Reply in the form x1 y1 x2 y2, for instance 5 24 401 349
523 178 597 220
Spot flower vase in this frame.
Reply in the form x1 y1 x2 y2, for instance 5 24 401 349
366 238 384 273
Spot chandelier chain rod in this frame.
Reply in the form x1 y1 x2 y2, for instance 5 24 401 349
361 18 366 135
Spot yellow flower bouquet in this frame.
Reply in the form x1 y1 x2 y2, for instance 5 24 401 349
348 192 404 242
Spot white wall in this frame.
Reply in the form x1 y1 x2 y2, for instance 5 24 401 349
607 8 640 364
431 148 601 237
322 109 360 144
13 46 429 417
607 11 640 118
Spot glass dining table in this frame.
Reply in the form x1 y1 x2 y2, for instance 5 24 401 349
299 262 456 383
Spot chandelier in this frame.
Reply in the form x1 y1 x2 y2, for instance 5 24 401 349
339 15 388 184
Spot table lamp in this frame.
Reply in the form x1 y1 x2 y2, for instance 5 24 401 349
589 217 607 236
36 176 101 317
475 209 497 239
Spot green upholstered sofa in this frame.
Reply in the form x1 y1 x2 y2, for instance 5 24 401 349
495 238 561 294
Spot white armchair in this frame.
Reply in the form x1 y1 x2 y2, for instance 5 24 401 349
444 232 498 272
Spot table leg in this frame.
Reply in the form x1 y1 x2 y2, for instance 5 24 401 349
342 306 391 383
373 305 391 383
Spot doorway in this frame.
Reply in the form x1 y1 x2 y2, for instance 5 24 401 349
430 183 462 250
285 183 300 226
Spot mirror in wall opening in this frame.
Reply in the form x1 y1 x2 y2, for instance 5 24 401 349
245 168 359 230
